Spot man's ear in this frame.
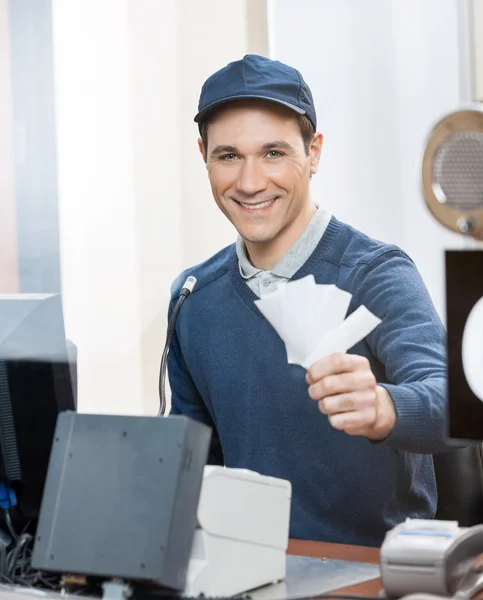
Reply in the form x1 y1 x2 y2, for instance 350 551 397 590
198 137 207 163
309 132 323 175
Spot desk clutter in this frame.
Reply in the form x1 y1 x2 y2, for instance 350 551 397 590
3 411 483 600
0 410 379 599
0 555 381 600
30 412 294 598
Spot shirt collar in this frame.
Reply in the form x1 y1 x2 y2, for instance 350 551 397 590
236 205 331 281
236 236 262 280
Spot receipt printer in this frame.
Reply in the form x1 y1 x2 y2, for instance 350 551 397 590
184 466 292 598
381 519 483 598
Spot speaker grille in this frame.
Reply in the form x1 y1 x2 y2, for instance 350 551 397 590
433 131 483 210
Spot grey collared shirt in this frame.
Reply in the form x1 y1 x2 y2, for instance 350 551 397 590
236 205 332 297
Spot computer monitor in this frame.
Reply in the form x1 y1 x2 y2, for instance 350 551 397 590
0 294 76 525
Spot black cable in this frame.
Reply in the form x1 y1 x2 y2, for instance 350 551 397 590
7 532 31 577
158 277 197 416
0 522 62 591
17 540 32 582
0 546 7 581
0 573 14 585
4 509 18 541
158 295 186 417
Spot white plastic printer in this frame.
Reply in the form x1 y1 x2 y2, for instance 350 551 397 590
183 466 292 598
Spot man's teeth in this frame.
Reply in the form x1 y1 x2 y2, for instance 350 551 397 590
240 199 276 210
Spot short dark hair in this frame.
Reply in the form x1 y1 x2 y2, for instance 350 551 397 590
199 110 315 156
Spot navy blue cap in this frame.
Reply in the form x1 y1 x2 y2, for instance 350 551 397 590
194 54 317 130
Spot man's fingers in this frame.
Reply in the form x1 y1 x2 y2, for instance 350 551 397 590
318 389 377 415
306 353 369 385
328 407 377 435
308 370 376 400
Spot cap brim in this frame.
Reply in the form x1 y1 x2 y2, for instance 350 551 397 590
194 94 306 123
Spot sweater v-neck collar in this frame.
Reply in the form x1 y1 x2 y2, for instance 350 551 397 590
229 216 342 317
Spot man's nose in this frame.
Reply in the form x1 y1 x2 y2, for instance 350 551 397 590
236 158 268 197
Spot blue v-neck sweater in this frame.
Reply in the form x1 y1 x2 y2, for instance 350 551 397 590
168 216 449 547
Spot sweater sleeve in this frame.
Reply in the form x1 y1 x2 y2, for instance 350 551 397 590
355 249 454 454
167 297 224 466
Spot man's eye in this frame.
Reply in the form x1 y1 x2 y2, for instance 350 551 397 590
267 150 283 158
220 154 237 161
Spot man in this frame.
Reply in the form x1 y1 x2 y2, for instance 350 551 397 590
168 54 448 546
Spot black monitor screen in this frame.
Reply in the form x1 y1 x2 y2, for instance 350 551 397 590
0 294 76 520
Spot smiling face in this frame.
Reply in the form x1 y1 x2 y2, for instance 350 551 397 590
199 100 323 269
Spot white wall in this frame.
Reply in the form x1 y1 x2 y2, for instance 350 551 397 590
52 0 165 416
52 0 267 415
268 0 468 319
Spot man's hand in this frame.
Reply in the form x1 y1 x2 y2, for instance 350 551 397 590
305 353 396 441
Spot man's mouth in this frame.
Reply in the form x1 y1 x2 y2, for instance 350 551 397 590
235 197 278 211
